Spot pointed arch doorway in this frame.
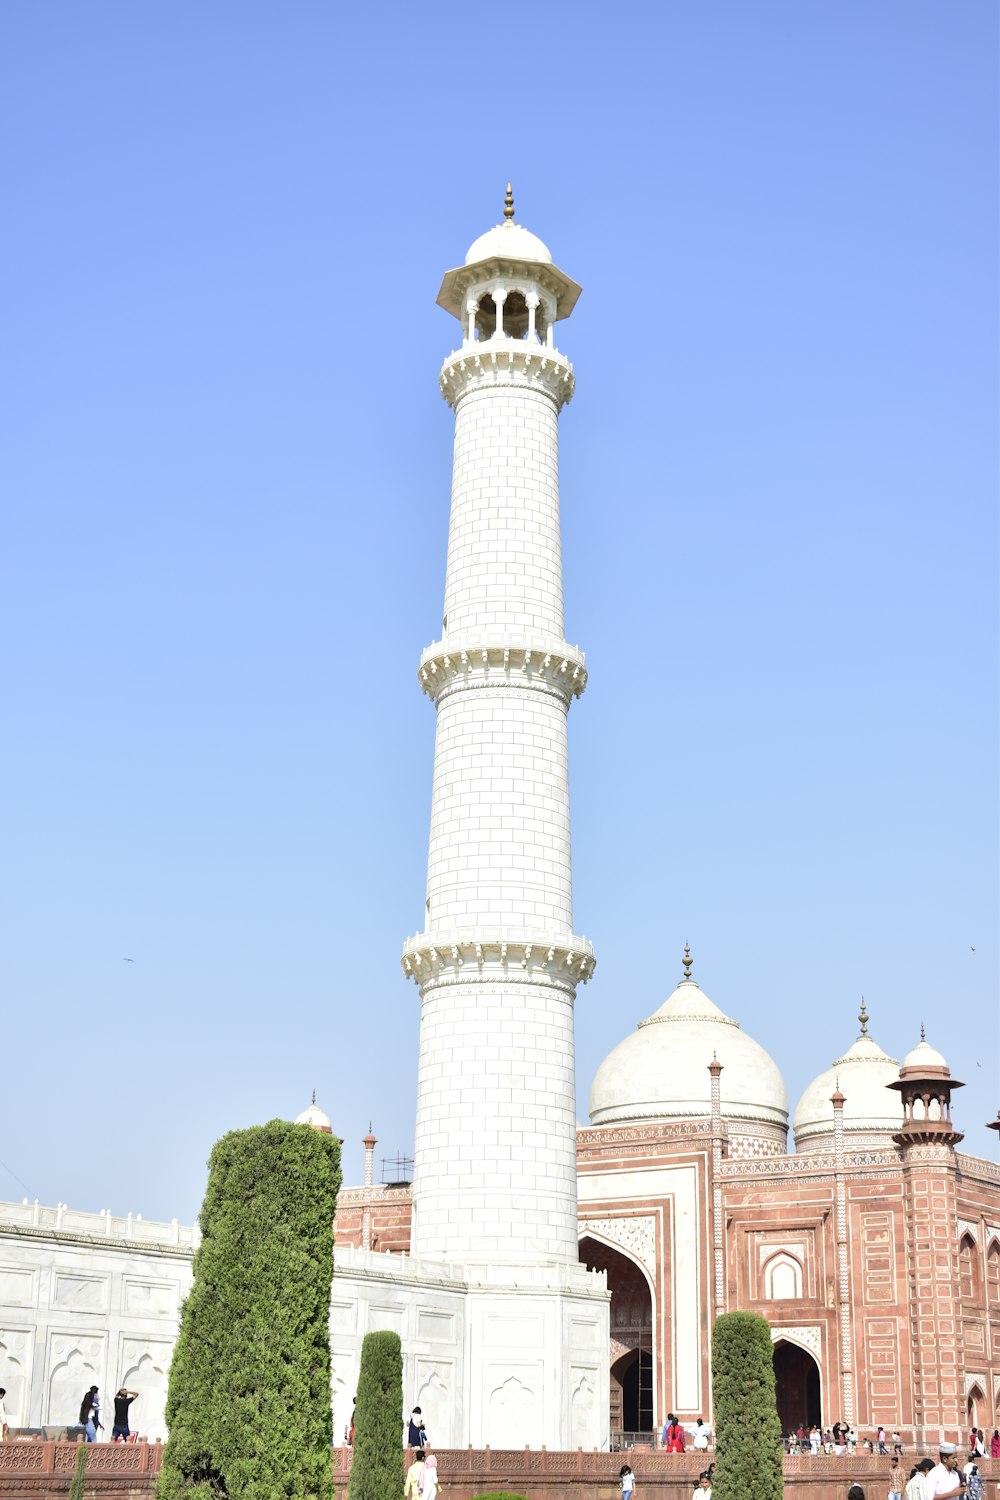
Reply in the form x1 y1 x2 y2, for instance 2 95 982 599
580 1235 654 1439
772 1339 821 1432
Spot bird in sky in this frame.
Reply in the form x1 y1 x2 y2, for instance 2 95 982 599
123 957 135 963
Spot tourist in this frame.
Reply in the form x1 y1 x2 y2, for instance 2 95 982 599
878 1428 888 1456
889 1455 904 1500
79 1386 101 1442
112 1387 138 1442
0 1386 9 1442
906 1461 934 1500
662 1413 685 1452
961 1462 983 1500
420 1448 440 1500
847 1486 865 1500
809 1425 821 1455
847 1425 858 1452
407 1407 427 1448
404 1450 426 1500
925 1444 967 1499
692 1417 710 1452
893 1433 904 1456
990 1431 1000 1459
620 1463 635 1499
692 1471 712 1500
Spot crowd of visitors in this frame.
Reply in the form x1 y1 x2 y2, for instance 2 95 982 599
846 1441 991 1500
785 1420 908 1454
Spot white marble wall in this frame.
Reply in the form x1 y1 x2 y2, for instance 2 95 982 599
0 1201 194 1437
0 1207 610 1451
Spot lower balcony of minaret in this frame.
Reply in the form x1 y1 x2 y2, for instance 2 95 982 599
401 930 595 993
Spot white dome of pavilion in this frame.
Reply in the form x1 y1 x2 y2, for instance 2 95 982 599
465 189 551 266
792 1004 902 1152
465 219 552 267
901 1033 948 1071
294 1093 333 1134
588 953 787 1134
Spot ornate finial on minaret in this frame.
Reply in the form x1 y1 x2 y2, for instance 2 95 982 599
504 182 515 220
311 1088 316 1105
683 944 693 981
858 998 869 1036
920 1021 926 1042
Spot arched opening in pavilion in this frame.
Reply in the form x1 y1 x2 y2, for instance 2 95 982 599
772 1339 821 1433
579 1235 654 1440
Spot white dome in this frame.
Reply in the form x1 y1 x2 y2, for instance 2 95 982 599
588 977 788 1130
793 1028 902 1152
295 1097 333 1133
901 1035 949 1071
465 220 552 267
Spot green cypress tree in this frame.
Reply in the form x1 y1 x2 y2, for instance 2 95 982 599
159 1119 341 1500
710 1311 783 1500
68 1442 88 1500
347 1331 403 1500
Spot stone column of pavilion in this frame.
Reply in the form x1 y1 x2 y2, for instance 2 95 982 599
402 189 595 1266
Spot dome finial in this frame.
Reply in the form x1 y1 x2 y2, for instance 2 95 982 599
920 1021 925 1042
311 1087 316 1105
682 943 693 981
504 182 515 220
858 998 869 1036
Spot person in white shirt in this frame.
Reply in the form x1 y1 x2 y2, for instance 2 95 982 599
692 1472 712 1500
692 1419 710 1452
926 1446 967 1500
906 1462 934 1500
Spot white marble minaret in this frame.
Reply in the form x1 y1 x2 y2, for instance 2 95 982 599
403 187 594 1265
393 192 608 1448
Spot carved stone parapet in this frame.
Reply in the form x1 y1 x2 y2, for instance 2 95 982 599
418 637 587 706
440 342 575 410
401 929 596 994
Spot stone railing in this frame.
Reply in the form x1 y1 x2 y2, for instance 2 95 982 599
2 1443 994 1500
0 1198 197 1250
0 1439 164 1477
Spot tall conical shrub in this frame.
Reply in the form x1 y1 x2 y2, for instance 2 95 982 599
347 1331 403 1500
711 1311 783 1500
159 1119 341 1500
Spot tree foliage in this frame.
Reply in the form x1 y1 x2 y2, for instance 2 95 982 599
710 1311 783 1500
159 1119 341 1500
68 1442 88 1500
347 1331 403 1500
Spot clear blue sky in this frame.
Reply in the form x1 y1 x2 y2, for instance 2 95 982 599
2 2 996 1221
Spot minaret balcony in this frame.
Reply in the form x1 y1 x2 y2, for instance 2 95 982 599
439 340 575 409
418 636 587 707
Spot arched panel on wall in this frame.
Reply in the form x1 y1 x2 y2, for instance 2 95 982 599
120 1348 170 1442
959 1233 980 1302
762 1252 804 1301
967 1383 986 1428
47 1344 101 1427
986 1240 1000 1307
0 1333 27 1427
